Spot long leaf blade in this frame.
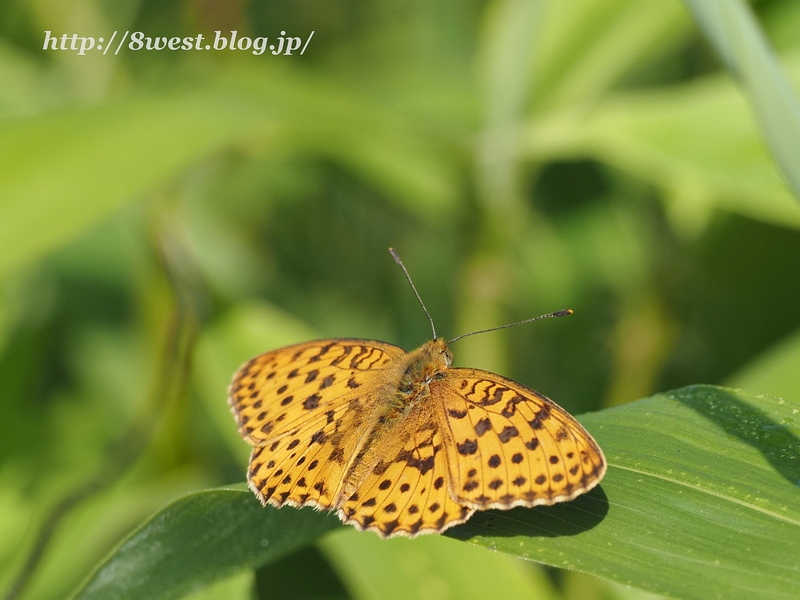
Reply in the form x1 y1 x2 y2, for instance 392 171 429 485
684 0 800 201
71 485 341 600
73 386 800 600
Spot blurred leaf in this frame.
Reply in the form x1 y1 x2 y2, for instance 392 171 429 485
0 467 34 592
265 72 461 220
529 0 692 108
727 327 800 402
523 57 800 231
562 570 668 600
254 544 350 600
0 87 270 278
0 40 66 117
684 0 800 201
18 472 209 600
71 485 341 600
75 386 799 600
320 527 559 600
761 0 800 52
0 65 462 280
453 385 799 600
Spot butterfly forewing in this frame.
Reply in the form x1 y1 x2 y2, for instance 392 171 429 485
229 340 405 445
434 368 606 510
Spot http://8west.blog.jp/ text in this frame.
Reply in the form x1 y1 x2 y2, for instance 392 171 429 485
42 30 314 56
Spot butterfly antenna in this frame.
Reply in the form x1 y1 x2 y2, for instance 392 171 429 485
448 309 573 345
389 248 438 340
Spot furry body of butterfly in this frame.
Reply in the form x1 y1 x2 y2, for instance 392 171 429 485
229 336 606 538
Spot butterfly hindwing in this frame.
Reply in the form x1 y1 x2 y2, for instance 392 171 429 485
338 409 474 538
247 392 373 509
434 368 606 510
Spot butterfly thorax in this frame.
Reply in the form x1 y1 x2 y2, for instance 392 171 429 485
338 338 452 499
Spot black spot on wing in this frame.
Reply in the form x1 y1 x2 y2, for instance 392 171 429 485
303 394 321 410
463 480 479 492
457 439 478 455
498 426 519 442
448 408 467 419
474 417 492 436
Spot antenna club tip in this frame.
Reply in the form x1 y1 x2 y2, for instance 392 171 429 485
552 309 573 317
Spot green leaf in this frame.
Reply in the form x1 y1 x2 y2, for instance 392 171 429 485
684 0 800 201
0 68 460 280
0 88 270 279
452 385 800 600
523 60 800 231
71 485 341 600
319 527 559 600
73 386 799 600
529 0 691 108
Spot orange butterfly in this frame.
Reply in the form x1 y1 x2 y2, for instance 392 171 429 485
228 250 605 537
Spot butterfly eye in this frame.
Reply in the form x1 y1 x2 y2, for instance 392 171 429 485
443 350 453 367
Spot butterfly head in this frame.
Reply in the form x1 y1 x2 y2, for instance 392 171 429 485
428 337 453 369
400 338 453 396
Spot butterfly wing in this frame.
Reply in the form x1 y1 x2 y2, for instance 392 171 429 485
434 368 606 510
229 339 405 444
337 409 474 538
229 339 406 509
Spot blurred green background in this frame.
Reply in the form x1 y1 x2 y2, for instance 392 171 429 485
1 0 800 599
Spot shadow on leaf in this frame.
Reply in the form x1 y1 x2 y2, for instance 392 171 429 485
447 484 608 540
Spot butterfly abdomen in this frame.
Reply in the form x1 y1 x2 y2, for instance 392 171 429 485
337 340 449 498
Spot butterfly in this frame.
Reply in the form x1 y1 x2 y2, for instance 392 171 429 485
228 250 606 538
